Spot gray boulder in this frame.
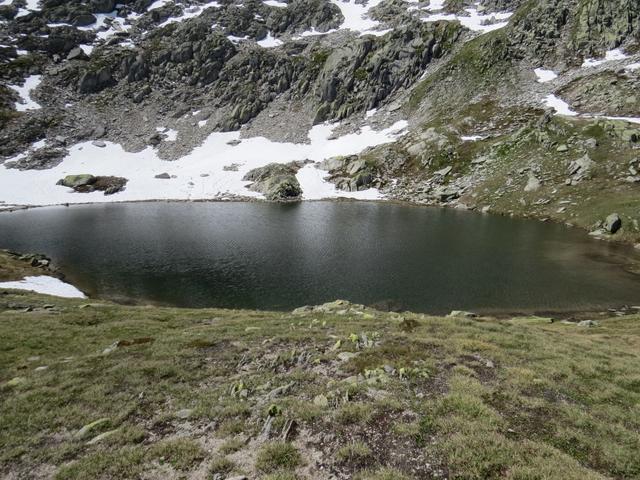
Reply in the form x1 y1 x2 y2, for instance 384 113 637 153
91 0 116 14
72 13 97 27
57 174 96 188
57 175 127 195
604 213 622 234
5 147 68 171
524 174 541 192
67 47 88 61
243 163 302 201
78 67 114 94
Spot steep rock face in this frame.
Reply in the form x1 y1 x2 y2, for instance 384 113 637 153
315 21 462 121
507 0 640 65
45 12 462 131
557 71 640 117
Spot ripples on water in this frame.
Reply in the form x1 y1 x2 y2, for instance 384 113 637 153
0 201 638 314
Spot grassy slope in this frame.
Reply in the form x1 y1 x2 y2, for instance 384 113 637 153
0 249 52 282
1 289 639 480
389 2 640 245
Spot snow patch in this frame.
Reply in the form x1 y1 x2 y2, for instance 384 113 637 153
148 0 171 10
15 0 42 18
544 94 578 116
263 0 288 6
295 27 338 38
426 0 445 11
534 68 558 83
227 34 249 43
79 44 94 55
158 4 216 27
257 32 283 48
156 127 178 141
581 48 628 68
296 164 382 200
421 7 513 33
8 75 42 111
602 115 640 125
0 276 86 299
330 0 385 34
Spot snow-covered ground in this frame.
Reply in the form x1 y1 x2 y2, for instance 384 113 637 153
158 3 220 27
544 94 578 116
14 0 42 18
425 0 445 11
257 32 283 48
330 0 386 35
0 276 86 298
8 75 42 112
544 94 640 124
534 68 557 83
420 5 513 33
263 0 287 7
581 48 628 68
0 121 408 206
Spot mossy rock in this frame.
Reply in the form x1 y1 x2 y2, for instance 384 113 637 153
57 174 96 188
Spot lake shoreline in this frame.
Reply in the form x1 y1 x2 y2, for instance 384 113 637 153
2 196 640 249
0 246 638 321
1 201 640 318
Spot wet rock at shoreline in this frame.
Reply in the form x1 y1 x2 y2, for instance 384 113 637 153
604 213 622 234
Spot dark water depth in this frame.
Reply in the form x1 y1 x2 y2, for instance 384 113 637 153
1 201 639 314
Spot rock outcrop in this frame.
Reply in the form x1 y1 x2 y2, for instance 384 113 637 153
243 163 303 201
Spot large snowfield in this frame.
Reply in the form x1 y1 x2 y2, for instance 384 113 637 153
0 121 408 206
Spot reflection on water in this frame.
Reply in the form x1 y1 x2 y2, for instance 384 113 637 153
0 201 639 313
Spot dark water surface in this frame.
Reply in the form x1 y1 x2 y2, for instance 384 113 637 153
1 201 639 313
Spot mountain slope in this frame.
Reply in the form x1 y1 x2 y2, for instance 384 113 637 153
0 0 639 242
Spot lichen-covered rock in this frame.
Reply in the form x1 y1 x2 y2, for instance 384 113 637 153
243 163 302 201
57 175 127 195
57 174 96 188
